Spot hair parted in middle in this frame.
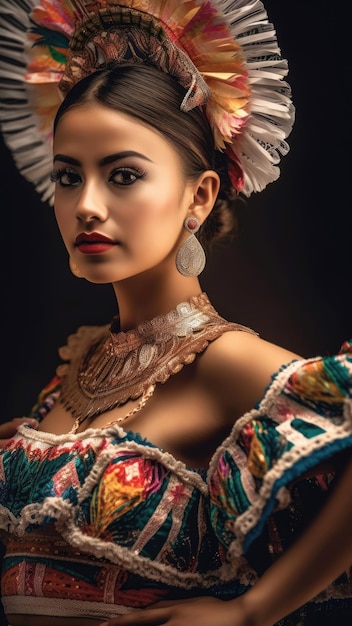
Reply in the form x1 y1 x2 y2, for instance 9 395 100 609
54 63 241 248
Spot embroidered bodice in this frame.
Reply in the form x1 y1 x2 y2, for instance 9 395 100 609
0 298 351 622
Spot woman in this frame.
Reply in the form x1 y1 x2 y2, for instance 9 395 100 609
0 2 351 625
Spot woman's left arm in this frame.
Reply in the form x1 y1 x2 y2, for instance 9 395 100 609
234 452 352 626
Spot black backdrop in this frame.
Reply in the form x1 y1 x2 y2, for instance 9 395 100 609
1 1 350 421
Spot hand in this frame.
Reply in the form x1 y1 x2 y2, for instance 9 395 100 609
0 417 38 447
99 596 251 626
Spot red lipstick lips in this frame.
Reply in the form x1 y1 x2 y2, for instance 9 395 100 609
75 232 116 254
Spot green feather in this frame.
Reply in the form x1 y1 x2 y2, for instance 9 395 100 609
31 26 69 49
48 45 67 64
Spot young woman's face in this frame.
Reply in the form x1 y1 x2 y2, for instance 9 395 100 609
52 103 197 284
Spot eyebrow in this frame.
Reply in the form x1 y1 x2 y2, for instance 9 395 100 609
53 151 154 166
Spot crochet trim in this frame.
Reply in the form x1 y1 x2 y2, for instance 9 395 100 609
1 351 352 589
208 357 352 566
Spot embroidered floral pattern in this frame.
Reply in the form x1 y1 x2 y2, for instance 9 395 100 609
0 341 352 620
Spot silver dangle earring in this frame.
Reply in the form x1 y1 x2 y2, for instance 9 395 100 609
175 216 206 277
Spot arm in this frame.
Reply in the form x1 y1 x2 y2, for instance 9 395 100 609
236 452 352 626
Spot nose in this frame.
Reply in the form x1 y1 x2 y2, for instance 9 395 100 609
75 179 108 224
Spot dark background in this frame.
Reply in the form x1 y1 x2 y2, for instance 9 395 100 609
1 1 350 422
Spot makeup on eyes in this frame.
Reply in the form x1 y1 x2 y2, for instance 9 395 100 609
51 151 151 187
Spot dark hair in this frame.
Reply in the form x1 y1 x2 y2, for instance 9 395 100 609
54 63 241 246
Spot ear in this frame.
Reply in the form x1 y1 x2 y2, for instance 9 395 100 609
189 170 220 223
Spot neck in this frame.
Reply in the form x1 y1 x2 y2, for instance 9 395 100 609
112 272 203 331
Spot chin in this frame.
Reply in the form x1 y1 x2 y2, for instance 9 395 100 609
85 277 112 285
80 269 117 284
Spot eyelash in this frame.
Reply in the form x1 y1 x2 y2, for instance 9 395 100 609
109 167 146 186
50 166 147 188
50 168 80 187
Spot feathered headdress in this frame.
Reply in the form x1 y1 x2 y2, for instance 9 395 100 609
0 0 295 204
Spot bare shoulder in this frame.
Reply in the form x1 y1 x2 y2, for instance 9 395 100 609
196 330 302 418
203 329 302 373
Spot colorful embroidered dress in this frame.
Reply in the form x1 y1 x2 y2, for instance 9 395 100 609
0 317 351 623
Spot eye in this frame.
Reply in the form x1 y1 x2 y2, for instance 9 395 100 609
50 168 81 187
109 167 146 186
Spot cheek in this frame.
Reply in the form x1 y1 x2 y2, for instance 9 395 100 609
125 203 183 251
127 179 186 228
